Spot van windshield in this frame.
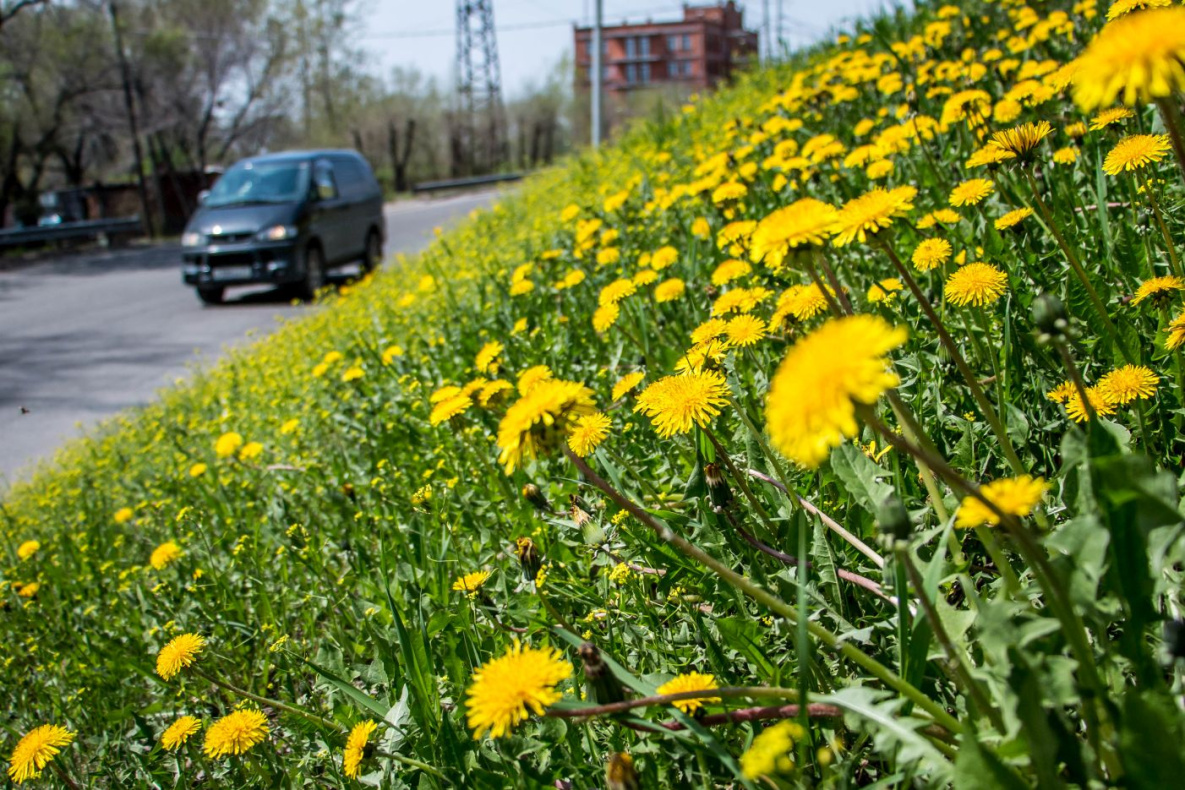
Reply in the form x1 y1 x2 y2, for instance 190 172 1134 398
204 161 309 207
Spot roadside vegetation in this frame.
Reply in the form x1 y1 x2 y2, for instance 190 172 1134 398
5 0 1185 786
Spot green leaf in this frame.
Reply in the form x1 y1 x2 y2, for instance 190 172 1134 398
300 655 388 719
830 443 895 515
953 736 1028 790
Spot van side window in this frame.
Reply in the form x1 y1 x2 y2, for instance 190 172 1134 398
332 157 375 199
312 160 338 200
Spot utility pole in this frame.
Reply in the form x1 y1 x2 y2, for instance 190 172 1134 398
591 0 602 148
762 0 770 61
106 0 155 237
455 1 506 175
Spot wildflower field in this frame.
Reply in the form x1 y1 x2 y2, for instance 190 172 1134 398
7 0 1185 786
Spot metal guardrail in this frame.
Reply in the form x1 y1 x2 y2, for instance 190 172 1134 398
0 216 143 250
411 173 523 194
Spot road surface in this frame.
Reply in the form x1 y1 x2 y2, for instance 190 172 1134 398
0 189 499 486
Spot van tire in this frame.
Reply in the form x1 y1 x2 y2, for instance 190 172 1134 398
361 229 382 274
196 285 224 305
299 243 325 301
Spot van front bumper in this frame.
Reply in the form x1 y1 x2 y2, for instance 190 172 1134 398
182 241 301 287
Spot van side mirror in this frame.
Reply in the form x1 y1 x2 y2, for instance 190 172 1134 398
197 190 210 205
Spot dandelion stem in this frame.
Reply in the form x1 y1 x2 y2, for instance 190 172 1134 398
880 240 1026 475
1138 169 1182 277
194 669 342 733
371 750 449 780
894 543 1004 732
564 447 963 736
1023 168 1133 363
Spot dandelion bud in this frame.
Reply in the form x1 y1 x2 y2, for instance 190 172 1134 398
521 483 553 514
606 752 641 790
341 482 356 501
515 537 542 582
1032 293 1068 340
580 642 626 704
1165 619 1185 661
876 495 911 542
704 462 733 513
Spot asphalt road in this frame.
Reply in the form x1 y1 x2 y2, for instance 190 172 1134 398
0 189 499 486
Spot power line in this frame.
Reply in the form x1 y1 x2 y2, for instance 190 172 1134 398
363 17 572 39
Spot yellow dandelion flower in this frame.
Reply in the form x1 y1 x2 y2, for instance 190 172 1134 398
156 632 205 681
150 541 183 571
766 315 907 468
966 145 1016 169
944 262 1008 307
655 672 720 714
1053 146 1080 165
465 641 572 739
1046 380 1077 404
453 570 493 597
496 379 596 473
1090 107 1135 130
160 716 202 751
917 208 962 228
1103 134 1172 174
475 341 504 373
568 412 611 456
238 441 263 461
343 720 378 779
1072 8 1185 110
634 371 730 438
430 394 472 426
949 178 995 207
912 238 952 271
1132 274 1185 305
988 120 1053 159
341 366 364 382
189 462 208 477
430 385 462 404
994 207 1034 230
509 279 534 296
654 278 686 303
632 269 659 286
650 245 679 270
381 345 404 364
611 372 646 401
17 540 40 561
750 198 839 270
867 278 903 303
866 159 895 180
599 279 637 307
16 582 39 599
955 476 1048 528
1167 309 1185 349
690 317 729 345
1108 0 1171 20
725 314 767 347
1098 364 1159 403
477 379 514 407
214 432 243 458
712 181 747 203
1066 386 1118 422
712 286 772 315
831 186 917 247
740 721 802 779
114 506 134 524
711 258 752 285
517 365 553 396
593 303 621 333
691 217 711 238
7 724 74 785
596 248 621 267
203 709 269 758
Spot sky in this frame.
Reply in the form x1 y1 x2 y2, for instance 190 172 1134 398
360 0 895 98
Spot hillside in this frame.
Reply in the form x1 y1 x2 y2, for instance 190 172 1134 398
4 0 1185 787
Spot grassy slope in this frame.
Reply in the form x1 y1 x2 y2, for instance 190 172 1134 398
4 0 1185 787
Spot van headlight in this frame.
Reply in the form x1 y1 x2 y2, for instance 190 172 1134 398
257 225 297 242
181 231 203 247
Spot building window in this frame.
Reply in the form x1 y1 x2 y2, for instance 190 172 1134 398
625 37 636 58
626 63 637 83
667 34 678 51
682 33 691 50
640 62 650 83
640 36 650 57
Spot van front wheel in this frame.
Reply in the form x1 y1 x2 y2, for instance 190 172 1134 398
361 230 382 274
299 244 325 301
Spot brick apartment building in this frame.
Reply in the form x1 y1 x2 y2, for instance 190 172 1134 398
574 2 758 93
